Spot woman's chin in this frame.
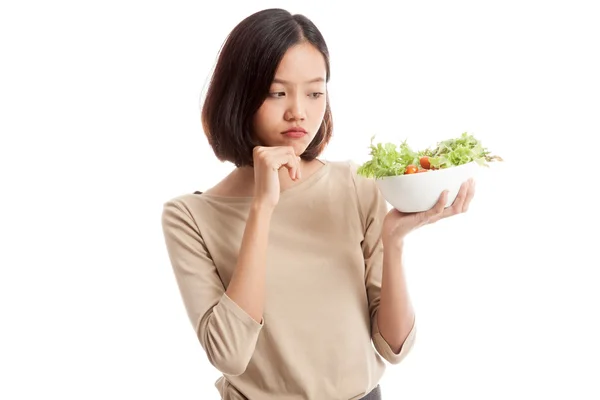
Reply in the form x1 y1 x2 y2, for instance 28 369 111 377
258 134 313 156
279 137 310 155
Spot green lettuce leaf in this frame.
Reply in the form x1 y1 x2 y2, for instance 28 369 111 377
357 132 503 179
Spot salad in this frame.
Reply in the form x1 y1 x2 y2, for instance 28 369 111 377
357 132 503 179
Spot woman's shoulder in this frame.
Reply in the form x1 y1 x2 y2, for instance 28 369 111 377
324 159 378 192
161 192 208 227
161 190 250 248
162 188 250 218
323 159 384 218
163 190 207 208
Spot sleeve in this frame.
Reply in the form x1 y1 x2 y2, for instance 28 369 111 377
161 199 263 376
349 162 417 365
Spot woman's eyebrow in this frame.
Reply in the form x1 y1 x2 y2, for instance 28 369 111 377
272 77 325 84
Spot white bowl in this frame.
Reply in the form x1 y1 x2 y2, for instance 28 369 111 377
375 161 480 213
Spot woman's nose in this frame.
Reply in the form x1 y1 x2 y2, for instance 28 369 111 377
284 98 306 121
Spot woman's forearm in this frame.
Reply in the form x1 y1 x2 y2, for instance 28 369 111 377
225 202 274 323
377 244 416 353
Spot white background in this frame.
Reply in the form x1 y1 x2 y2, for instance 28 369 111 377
1 0 599 399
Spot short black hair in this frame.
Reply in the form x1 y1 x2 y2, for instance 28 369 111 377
201 8 333 167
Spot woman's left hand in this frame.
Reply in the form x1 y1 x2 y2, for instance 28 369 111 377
381 178 476 249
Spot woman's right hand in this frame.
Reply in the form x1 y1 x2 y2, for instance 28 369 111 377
252 146 301 209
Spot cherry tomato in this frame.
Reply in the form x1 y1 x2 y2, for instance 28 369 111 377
405 164 418 174
419 156 431 169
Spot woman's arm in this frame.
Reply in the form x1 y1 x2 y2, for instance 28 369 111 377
377 244 416 353
351 161 417 364
376 179 475 354
225 202 274 324
161 199 266 376
227 146 302 323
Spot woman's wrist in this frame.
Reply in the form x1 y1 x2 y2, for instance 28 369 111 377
251 199 276 216
382 235 405 254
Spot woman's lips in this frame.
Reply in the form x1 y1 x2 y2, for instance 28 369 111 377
282 128 307 138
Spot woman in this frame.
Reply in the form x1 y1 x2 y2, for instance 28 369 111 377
161 8 474 400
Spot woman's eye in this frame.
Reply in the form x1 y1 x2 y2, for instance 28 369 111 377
270 92 285 98
310 92 324 99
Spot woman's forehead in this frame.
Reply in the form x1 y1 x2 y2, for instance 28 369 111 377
274 43 327 83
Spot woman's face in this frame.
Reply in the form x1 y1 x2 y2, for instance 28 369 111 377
253 42 328 157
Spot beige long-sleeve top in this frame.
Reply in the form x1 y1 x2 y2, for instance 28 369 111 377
161 160 416 400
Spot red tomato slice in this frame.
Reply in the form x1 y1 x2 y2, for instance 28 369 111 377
405 165 418 174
